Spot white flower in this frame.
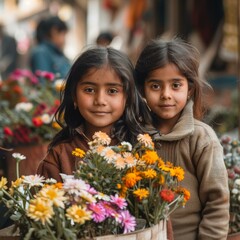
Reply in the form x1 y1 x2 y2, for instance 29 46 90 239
80 190 96 203
96 192 110 201
137 133 154 148
92 131 111 145
12 153 26 161
41 113 53 124
23 175 45 187
232 188 239 195
15 102 33 112
100 147 116 163
121 141 132 151
234 179 240 186
63 179 89 196
60 173 74 182
45 178 57 184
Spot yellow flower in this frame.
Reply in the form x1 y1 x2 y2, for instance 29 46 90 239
11 178 23 188
133 188 149 200
157 157 165 167
137 133 154 148
170 167 185 181
159 174 165 185
38 186 67 208
52 121 61 130
0 177 7 190
72 148 85 158
9 178 23 195
141 150 158 165
27 198 54 225
122 172 142 188
142 169 157 179
66 205 92 224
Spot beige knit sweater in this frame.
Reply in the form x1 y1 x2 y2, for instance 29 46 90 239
152 100 229 240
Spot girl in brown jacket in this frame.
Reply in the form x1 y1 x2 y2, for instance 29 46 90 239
135 37 230 240
37 46 152 183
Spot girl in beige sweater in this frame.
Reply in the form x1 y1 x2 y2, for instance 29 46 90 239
135 37 229 240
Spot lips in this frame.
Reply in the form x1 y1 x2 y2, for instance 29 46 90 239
91 111 110 115
159 104 174 108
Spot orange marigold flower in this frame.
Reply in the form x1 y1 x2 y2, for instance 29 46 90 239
170 167 185 181
160 189 175 203
54 182 63 189
122 172 142 188
176 187 191 205
52 121 61 129
142 169 157 179
141 150 158 165
157 158 165 167
159 174 165 185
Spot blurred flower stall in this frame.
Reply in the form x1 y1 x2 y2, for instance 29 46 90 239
221 136 240 240
0 69 62 181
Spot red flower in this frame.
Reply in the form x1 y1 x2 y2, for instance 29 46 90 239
160 189 175 203
32 117 43 127
3 127 13 136
13 85 23 94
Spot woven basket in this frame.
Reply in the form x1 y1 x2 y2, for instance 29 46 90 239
0 220 167 240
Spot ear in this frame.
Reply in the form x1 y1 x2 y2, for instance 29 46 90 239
187 87 193 100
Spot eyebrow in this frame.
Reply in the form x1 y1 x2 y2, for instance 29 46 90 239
78 81 123 87
146 78 184 83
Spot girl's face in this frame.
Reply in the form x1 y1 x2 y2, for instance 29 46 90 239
75 66 126 137
144 63 190 134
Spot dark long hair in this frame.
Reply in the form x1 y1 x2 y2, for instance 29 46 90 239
135 37 209 120
50 46 152 148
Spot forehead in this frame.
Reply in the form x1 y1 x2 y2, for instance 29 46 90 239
80 66 122 85
147 63 184 79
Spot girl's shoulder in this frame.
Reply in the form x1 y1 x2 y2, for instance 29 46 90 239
192 119 220 144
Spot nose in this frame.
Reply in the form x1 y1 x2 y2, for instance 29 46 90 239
160 86 171 100
94 90 107 105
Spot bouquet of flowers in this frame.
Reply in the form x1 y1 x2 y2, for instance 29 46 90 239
0 132 190 240
74 132 190 228
0 69 63 148
0 154 136 240
221 136 240 234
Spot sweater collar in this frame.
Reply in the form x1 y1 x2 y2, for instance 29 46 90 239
152 100 195 141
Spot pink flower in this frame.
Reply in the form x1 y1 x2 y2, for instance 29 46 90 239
118 210 136 233
88 203 106 222
110 194 127 209
99 201 116 217
35 70 55 81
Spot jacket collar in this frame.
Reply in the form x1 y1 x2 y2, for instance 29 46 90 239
152 100 195 141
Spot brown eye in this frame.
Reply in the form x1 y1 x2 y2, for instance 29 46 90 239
151 84 160 90
172 82 181 89
108 88 118 94
84 87 95 93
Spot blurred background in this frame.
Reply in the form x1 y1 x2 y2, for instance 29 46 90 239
0 0 239 137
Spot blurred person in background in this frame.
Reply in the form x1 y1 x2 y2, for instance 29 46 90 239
96 31 114 46
30 16 71 79
0 23 18 80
